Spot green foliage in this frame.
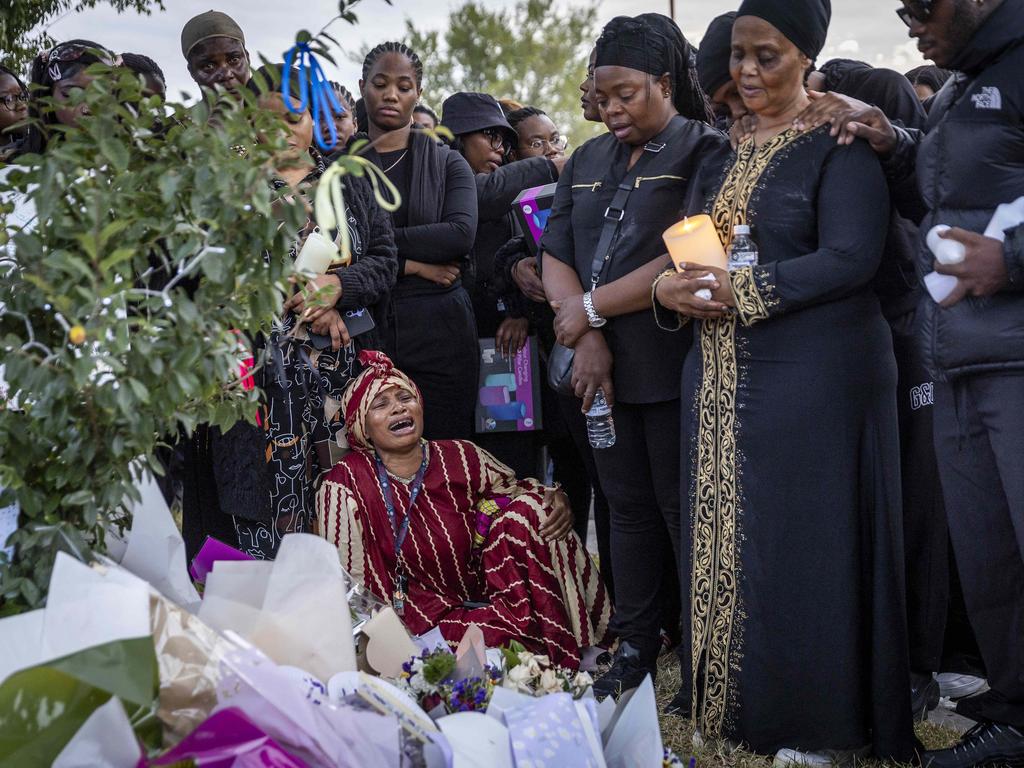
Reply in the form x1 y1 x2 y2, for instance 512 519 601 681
400 0 603 148
420 649 457 686
0 0 164 72
0 65 309 610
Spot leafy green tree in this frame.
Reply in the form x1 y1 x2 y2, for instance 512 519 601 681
402 0 602 147
1 0 164 72
0 0 398 613
0 68 306 611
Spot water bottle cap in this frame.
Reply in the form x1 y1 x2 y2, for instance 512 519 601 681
733 224 751 235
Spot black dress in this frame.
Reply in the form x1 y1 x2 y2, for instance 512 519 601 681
662 127 915 759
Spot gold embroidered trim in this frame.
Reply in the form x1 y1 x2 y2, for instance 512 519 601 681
692 127 807 739
730 266 769 326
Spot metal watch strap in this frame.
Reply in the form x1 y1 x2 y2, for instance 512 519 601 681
583 291 603 326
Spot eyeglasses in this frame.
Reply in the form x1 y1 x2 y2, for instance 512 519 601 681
481 128 506 150
896 0 933 26
525 135 569 152
0 93 28 110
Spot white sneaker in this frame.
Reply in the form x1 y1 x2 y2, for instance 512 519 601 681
773 747 867 767
936 672 987 699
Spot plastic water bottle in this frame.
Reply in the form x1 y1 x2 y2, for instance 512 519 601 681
586 389 616 449
727 224 758 270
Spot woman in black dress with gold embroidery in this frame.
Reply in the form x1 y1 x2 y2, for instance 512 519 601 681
654 0 915 762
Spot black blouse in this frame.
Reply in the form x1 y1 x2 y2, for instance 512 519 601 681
541 115 729 403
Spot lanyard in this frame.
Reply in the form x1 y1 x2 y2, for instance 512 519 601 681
373 444 429 561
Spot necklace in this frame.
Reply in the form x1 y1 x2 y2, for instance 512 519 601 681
380 149 408 174
373 442 428 616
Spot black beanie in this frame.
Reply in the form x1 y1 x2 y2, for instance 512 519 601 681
596 15 712 123
736 0 831 61
697 12 737 97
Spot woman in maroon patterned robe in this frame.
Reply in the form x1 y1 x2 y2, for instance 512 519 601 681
316 351 610 668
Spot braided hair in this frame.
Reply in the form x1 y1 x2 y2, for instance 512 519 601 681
635 14 713 124
505 106 545 131
121 52 166 89
361 41 423 88
328 81 355 110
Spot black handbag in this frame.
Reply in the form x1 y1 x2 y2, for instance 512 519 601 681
547 141 666 396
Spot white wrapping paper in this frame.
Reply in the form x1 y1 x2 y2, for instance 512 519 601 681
51 696 142 768
120 470 201 612
199 534 357 681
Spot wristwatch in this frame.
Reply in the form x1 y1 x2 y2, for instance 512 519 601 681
583 291 606 328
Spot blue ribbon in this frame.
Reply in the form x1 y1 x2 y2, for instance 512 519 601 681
282 42 345 153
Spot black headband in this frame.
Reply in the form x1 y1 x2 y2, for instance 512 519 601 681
595 17 672 77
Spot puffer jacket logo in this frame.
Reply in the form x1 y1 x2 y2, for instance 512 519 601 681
971 86 1002 110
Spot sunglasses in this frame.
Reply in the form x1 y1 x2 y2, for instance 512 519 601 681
896 0 933 26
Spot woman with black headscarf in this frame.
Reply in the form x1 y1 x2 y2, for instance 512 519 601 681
541 13 729 702
654 0 915 762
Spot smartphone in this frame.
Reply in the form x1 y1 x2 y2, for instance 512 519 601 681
307 307 376 350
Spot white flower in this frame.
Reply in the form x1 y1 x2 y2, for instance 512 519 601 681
539 668 562 694
572 671 593 690
504 663 535 693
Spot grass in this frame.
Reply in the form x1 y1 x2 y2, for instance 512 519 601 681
652 655 963 766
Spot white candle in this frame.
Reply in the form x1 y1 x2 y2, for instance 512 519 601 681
662 215 728 271
294 228 340 275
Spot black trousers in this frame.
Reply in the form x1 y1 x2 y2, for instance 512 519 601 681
893 320 952 673
934 372 1024 727
555 392 614 597
390 287 479 441
592 398 682 663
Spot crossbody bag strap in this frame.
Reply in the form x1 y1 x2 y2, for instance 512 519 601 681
589 139 668 289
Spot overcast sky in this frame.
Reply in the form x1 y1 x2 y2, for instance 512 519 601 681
45 0 926 101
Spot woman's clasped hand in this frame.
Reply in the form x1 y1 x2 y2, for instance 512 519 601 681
653 264 733 319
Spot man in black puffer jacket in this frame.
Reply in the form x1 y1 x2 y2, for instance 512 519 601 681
829 1 1024 765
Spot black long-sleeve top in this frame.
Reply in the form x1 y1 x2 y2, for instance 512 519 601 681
468 156 558 335
366 132 477 299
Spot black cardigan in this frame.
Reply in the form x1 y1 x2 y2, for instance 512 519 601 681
363 130 478 298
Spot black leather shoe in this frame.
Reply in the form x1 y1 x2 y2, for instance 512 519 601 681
923 721 1024 768
592 642 654 701
911 672 940 722
662 685 692 717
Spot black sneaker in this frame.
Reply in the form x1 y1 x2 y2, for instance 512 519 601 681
662 685 691 717
911 672 940 722
923 721 1024 768
592 642 654 701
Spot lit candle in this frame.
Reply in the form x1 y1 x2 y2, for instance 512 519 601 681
662 215 728 271
662 215 727 300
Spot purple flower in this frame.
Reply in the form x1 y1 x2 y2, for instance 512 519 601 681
448 676 491 713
